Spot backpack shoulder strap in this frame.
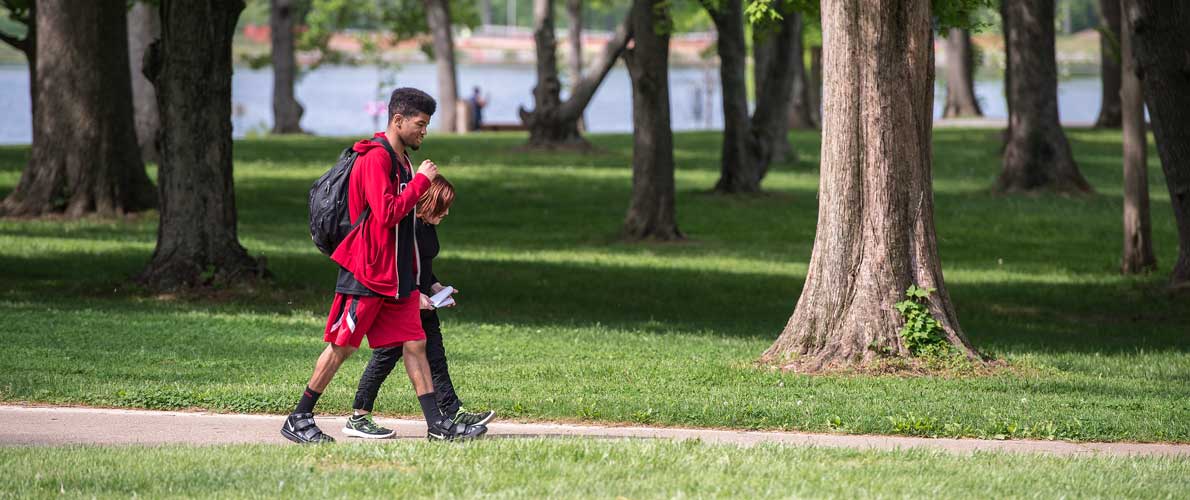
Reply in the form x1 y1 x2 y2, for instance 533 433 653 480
372 137 405 183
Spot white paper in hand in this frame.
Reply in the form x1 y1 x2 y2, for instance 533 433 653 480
429 286 455 308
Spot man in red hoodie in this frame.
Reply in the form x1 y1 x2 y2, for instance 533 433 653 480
282 88 487 443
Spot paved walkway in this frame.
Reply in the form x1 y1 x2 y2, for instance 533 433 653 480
2 405 1186 457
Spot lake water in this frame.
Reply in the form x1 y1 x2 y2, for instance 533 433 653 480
0 62 1104 145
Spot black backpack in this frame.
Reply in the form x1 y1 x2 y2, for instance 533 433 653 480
308 138 399 256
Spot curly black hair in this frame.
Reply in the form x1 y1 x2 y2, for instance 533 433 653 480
387 87 437 123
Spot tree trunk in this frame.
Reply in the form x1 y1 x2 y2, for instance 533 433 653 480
761 0 979 372
1119 2 1155 274
270 0 304 134
1095 0 1122 128
520 0 632 148
128 1 160 164
139 0 264 290
423 0 458 133
2 0 156 217
1124 0 1190 287
808 45 822 127
565 0 584 130
743 10 800 184
1000 0 1013 146
704 0 754 193
622 0 681 241
997 0 1092 194
942 28 983 118
788 18 817 130
480 0 492 26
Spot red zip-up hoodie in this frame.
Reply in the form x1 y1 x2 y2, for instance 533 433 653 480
330 133 431 297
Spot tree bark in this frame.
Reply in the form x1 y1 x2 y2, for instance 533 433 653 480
942 28 983 118
997 0 1092 194
423 0 458 133
128 1 160 164
761 0 979 372
788 18 817 129
1 0 156 217
1095 0 1122 128
519 0 632 148
270 0 304 134
622 0 681 241
139 0 264 290
565 0 584 130
703 0 753 193
1124 0 1190 287
1119 1 1154 274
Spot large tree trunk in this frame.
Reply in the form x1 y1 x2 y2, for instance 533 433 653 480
1124 0 1190 287
423 0 458 133
565 0 584 130
270 0 304 134
997 0 1092 194
622 0 681 241
1095 0 1122 128
704 0 753 194
1 0 155 217
1119 2 1154 274
520 0 632 148
942 28 983 118
761 0 979 372
139 0 263 290
128 1 160 164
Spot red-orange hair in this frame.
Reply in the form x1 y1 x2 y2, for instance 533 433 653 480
417 175 455 220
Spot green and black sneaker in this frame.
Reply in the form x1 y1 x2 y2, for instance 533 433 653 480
342 413 395 439
452 409 496 426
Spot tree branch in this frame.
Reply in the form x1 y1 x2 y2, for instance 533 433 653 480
559 10 633 120
0 31 28 54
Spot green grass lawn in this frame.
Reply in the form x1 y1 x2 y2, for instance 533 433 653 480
0 129 1187 443
3 439 1187 498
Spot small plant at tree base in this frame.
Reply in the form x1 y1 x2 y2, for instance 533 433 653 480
893 285 951 356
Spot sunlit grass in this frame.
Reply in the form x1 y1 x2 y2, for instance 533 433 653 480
0 128 1186 442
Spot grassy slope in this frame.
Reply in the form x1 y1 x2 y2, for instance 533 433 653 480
2 439 1187 498
0 129 1187 442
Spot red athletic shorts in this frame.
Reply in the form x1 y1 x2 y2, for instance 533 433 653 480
323 292 424 349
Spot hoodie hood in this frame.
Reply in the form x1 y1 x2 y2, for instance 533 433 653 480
353 132 393 154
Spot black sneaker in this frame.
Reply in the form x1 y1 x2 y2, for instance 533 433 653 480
427 417 487 442
452 409 496 426
281 413 335 444
342 413 395 439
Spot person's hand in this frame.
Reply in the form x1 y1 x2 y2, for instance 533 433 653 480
417 159 439 181
418 292 434 310
444 287 459 307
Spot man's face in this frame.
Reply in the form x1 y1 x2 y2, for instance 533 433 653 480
392 112 431 151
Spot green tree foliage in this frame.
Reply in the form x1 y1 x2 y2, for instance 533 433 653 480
743 0 993 32
300 0 477 64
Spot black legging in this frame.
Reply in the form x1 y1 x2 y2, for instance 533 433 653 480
353 310 463 417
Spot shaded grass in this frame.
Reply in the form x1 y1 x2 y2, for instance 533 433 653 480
2 440 1187 499
0 129 1187 442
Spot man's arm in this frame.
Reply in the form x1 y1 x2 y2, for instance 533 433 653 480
358 153 436 227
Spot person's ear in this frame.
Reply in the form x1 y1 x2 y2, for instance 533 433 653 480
390 113 403 128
